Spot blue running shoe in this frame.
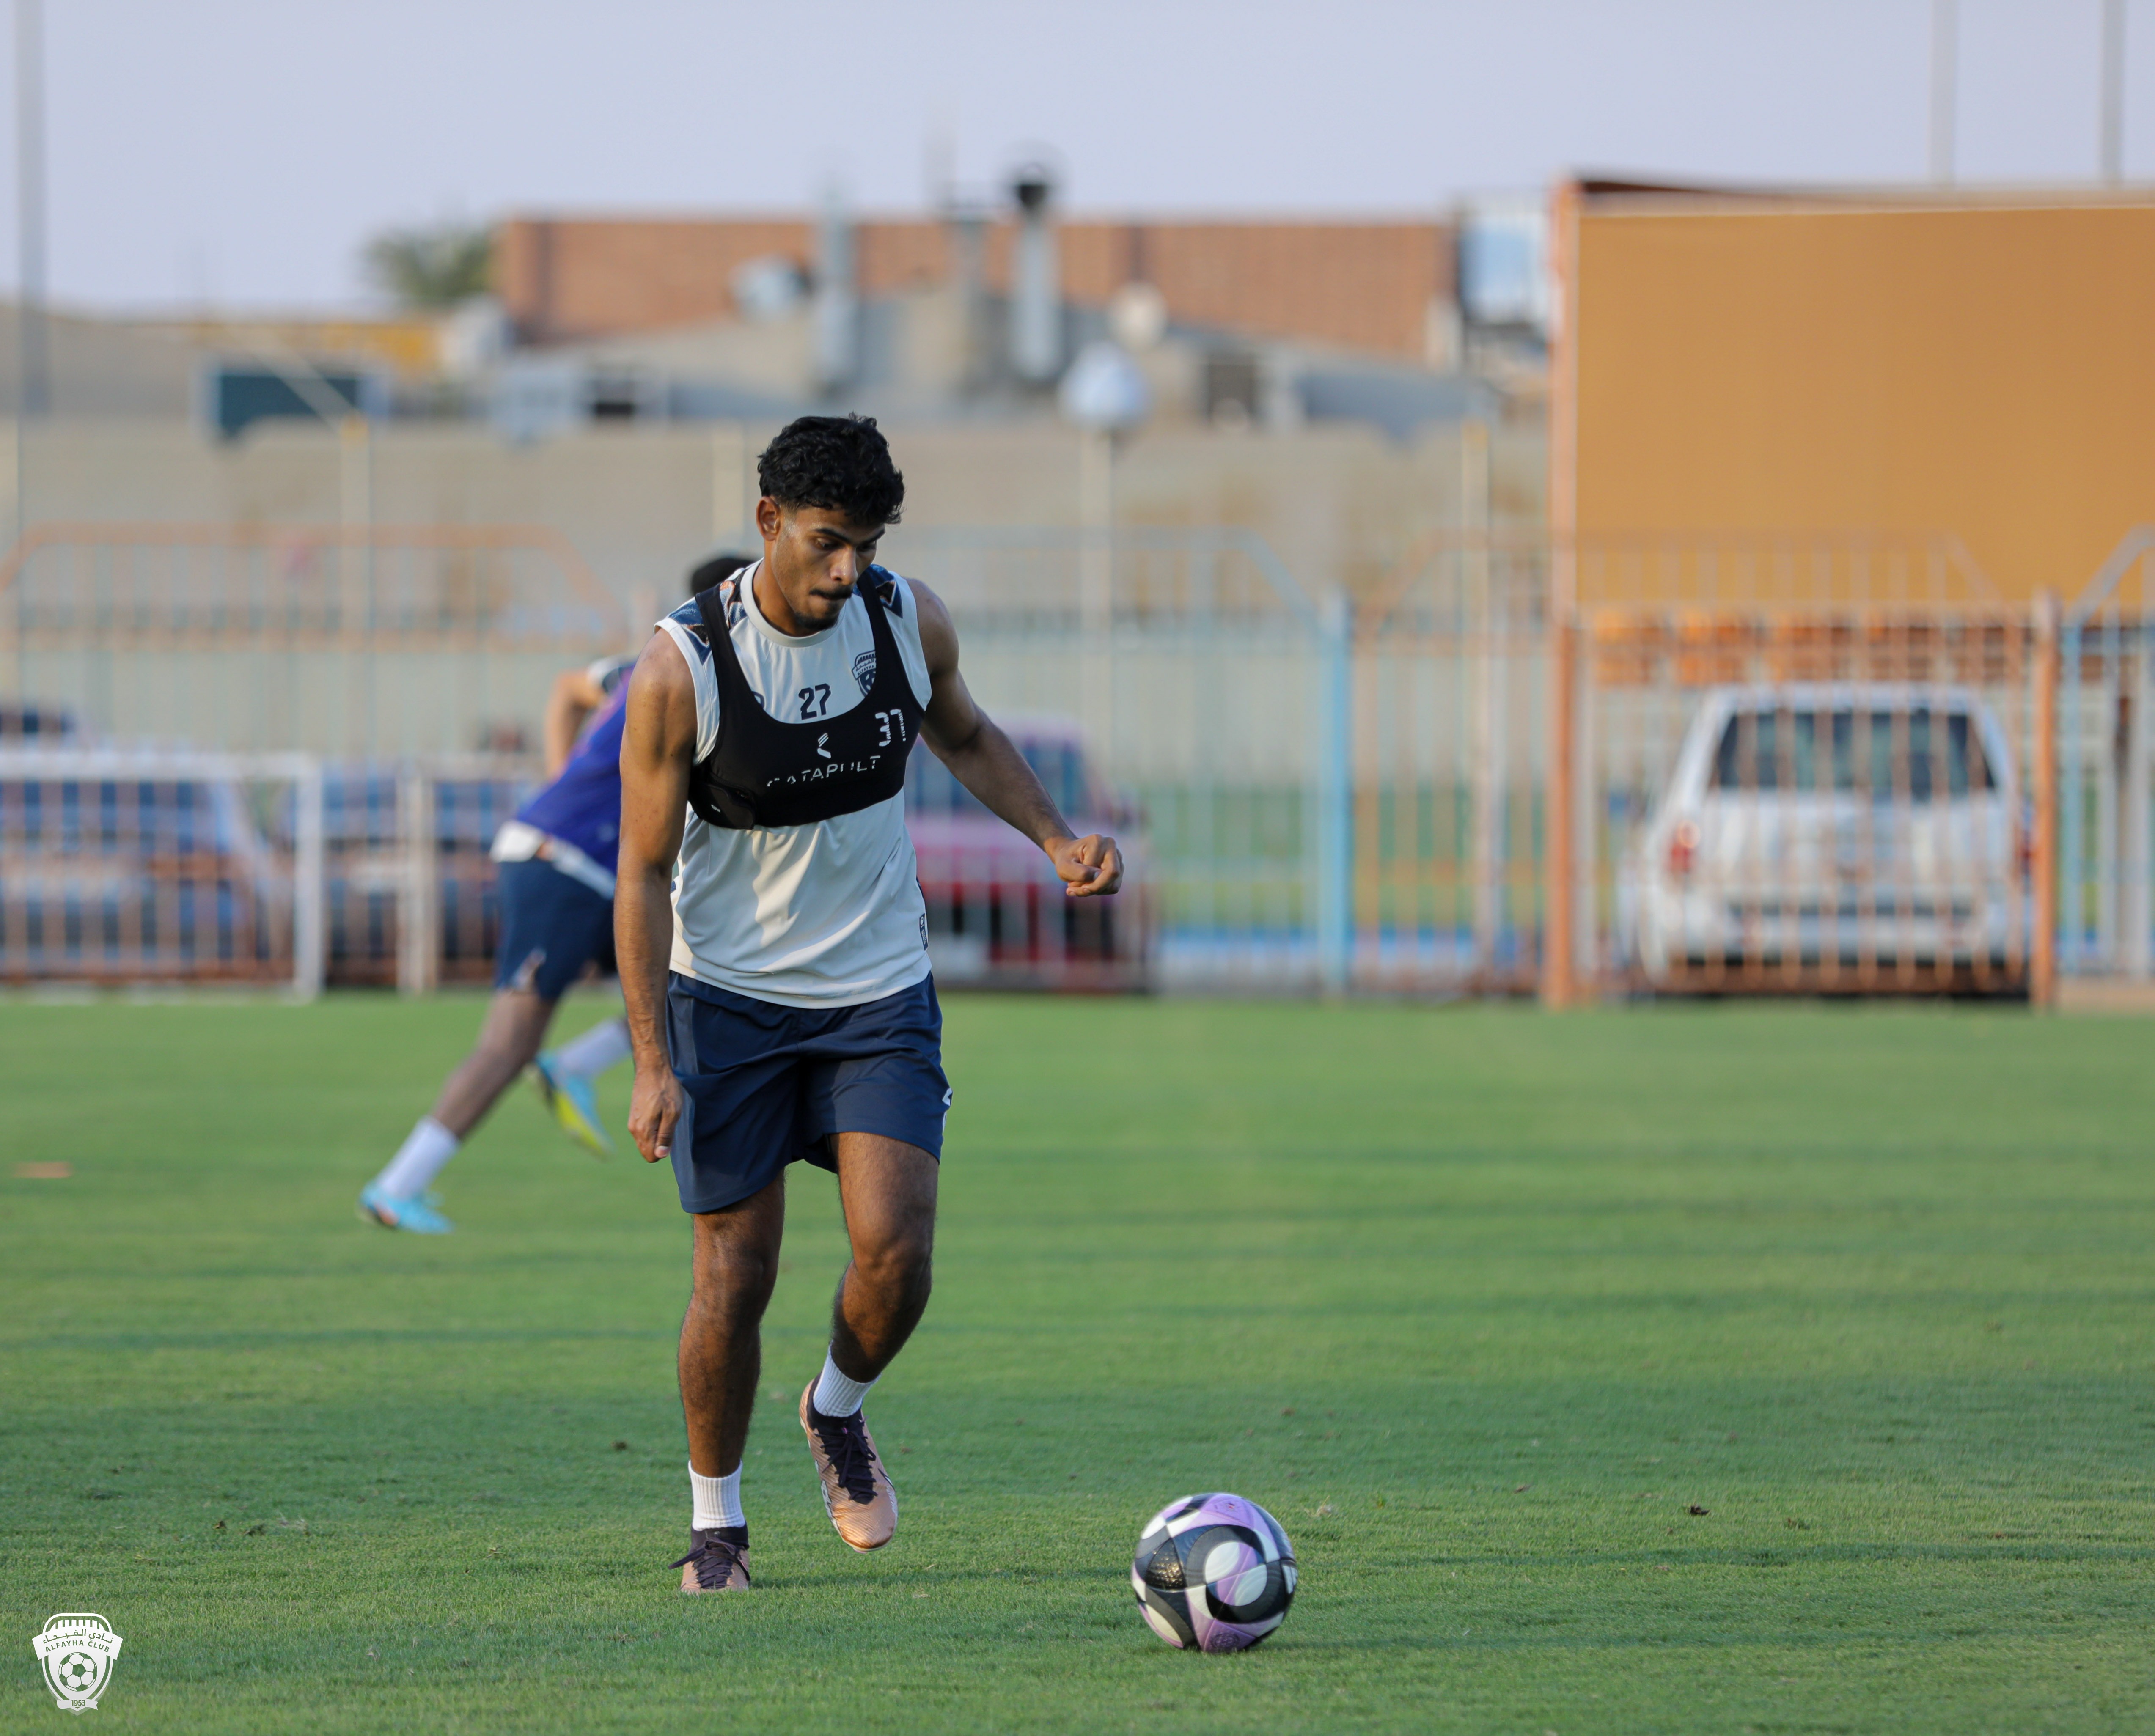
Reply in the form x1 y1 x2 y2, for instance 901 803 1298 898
531 1052 614 1157
358 1182 454 1234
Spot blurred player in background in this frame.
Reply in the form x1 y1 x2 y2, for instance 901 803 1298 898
358 552 755 1235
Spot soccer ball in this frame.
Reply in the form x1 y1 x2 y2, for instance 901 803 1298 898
1130 1492 1297 1652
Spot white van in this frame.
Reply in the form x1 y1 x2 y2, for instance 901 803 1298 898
1624 684 2026 989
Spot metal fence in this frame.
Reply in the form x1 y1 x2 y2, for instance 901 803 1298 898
0 524 614 991
0 745 324 993
2062 527 2155 979
1547 537 2049 999
4 517 2148 1002
299 759 525 990
1350 533 1549 993
893 527 1351 992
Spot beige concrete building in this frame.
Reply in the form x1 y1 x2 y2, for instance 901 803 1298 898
498 213 1457 361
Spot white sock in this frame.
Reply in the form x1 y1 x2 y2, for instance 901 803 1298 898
374 1117 459 1199
554 1017 631 1077
813 1348 876 1418
690 1461 744 1532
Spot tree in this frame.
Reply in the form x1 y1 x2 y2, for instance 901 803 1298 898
363 223 492 308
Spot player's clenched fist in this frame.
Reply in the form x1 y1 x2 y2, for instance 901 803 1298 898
629 1066 683 1164
1050 832 1123 898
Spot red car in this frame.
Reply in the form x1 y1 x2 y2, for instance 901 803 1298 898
905 717 1152 990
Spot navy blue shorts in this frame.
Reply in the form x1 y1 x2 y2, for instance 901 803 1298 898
663 971 950 1215
493 857 616 1001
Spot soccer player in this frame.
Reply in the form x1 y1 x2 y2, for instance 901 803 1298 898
358 554 755 1235
616 415 1121 1592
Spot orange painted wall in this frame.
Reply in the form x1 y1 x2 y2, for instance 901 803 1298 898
1569 193 2155 601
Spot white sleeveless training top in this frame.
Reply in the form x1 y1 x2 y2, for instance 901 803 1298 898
655 560 934 1008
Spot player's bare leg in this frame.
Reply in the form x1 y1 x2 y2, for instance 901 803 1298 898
360 989 559 1233
674 1173 786 1590
681 1174 788 1476
801 1133 936 1551
429 989 558 1138
830 1133 938 1377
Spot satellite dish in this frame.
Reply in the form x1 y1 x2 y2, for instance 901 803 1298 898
732 255 807 323
1059 338 1151 433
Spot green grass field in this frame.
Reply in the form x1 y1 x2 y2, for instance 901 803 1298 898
2 994 2150 1733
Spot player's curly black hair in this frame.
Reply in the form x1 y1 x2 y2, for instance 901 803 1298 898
756 414 905 527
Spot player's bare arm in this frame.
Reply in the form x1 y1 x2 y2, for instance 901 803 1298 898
616 627 696 1165
912 578 1124 899
542 667 609 779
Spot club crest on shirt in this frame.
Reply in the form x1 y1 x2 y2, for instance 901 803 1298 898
851 649 877 696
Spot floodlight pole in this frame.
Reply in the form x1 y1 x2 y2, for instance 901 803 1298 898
1464 419 1505 981
2032 591 2060 1008
2100 0 2126 184
1317 588 1352 996
1078 426 1115 756
1929 0 1957 186
14 0 48 418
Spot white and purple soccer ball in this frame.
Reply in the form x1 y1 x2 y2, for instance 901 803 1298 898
1130 1492 1297 1652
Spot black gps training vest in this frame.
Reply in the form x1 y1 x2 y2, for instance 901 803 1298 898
684 569 923 831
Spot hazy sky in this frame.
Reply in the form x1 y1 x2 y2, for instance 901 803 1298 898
21 0 2155 309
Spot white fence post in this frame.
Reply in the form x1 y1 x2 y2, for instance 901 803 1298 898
2128 636 2152 978
1317 588 1353 994
291 755 326 1001
2061 618 2083 972
397 767 438 995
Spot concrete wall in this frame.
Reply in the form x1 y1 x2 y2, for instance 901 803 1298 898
1561 187 2155 602
8 416 1545 610
0 305 200 418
